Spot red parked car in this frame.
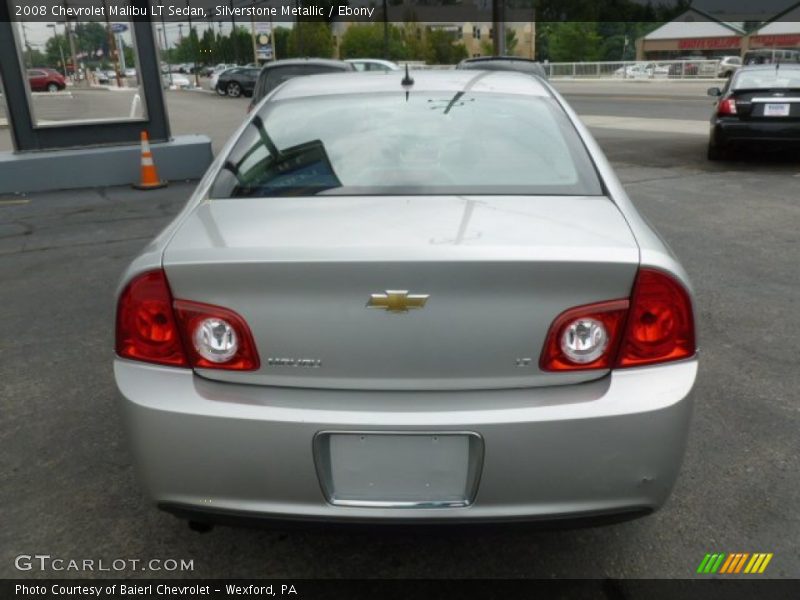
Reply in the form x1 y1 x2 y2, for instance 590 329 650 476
27 68 66 92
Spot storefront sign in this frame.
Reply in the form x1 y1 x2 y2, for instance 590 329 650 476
750 34 800 48
678 37 741 50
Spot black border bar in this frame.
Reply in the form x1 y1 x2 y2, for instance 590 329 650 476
4 579 800 600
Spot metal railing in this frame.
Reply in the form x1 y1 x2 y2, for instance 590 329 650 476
544 60 724 80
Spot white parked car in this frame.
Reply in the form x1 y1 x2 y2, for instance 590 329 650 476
717 56 742 78
163 73 191 89
613 62 668 79
345 58 400 72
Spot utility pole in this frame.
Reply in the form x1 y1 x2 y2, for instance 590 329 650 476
47 23 67 76
295 0 304 56
250 5 258 65
159 1 173 84
269 11 276 61
382 0 389 60
186 0 199 86
100 0 121 87
117 33 126 72
492 0 506 56
63 2 81 84
20 23 32 67
228 0 238 64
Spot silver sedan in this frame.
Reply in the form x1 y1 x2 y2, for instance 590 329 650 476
114 70 697 527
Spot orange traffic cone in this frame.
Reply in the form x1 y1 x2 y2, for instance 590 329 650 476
133 131 167 190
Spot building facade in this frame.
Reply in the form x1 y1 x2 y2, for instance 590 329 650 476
637 3 800 60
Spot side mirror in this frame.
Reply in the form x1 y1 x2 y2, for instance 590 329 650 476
707 87 722 97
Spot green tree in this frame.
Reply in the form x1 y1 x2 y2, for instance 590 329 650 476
45 34 68 70
288 21 334 58
73 22 107 56
506 29 519 55
176 27 200 64
273 27 290 61
339 23 406 60
480 29 519 56
400 22 426 61
200 28 216 65
26 47 48 68
424 28 468 65
547 22 603 62
123 46 135 68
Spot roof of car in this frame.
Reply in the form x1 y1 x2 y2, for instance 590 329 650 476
461 56 539 64
269 70 552 101
737 63 800 71
346 58 397 64
261 58 352 71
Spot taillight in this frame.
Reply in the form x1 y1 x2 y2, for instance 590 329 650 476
615 268 695 368
116 270 187 367
173 300 260 371
115 270 259 371
539 300 629 371
718 98 737 116
540 268 695 371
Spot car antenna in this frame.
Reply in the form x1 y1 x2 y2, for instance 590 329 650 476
401 64 414 87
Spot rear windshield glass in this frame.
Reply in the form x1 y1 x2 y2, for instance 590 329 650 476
734 70 800 90
257 65 347 100
210 92 602 198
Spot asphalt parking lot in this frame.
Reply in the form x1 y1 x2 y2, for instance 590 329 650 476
1 83 798 579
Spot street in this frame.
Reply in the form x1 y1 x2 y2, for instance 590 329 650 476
1 82 798 579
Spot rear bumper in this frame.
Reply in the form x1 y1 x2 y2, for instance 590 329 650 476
115 358 696 523
712 118 800 146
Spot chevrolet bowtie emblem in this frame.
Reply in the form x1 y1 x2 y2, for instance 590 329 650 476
367 290 429 313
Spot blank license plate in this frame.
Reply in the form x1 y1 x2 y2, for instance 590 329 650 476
315 432 483 508
764 103 790 117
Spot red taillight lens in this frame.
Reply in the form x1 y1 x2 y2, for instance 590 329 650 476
718 98 737 115
540 300 629 371
540 268 696 372
616 268 695 368
116 270 188 367
173 300 260 371
116 270 260 371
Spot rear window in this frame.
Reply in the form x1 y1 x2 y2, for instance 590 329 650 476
256 65 348 101
734 70 800 90
210 92 602 198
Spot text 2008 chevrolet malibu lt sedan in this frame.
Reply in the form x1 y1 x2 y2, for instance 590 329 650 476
115 70 697 526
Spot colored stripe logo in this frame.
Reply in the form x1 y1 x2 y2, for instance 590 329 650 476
697 553 773 574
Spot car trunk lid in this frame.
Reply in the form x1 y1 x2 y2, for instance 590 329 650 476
733 89 800 119
163 196 640 390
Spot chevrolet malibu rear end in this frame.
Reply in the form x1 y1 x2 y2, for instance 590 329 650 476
115 71 697 525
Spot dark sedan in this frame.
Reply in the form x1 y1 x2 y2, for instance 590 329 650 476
215 67 261 98
707 64 800 160
248 58 354 110
456 56 547 79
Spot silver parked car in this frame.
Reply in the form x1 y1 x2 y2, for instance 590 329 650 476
115 70 697 527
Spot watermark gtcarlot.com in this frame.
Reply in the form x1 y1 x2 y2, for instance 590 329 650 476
15 554 194 572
